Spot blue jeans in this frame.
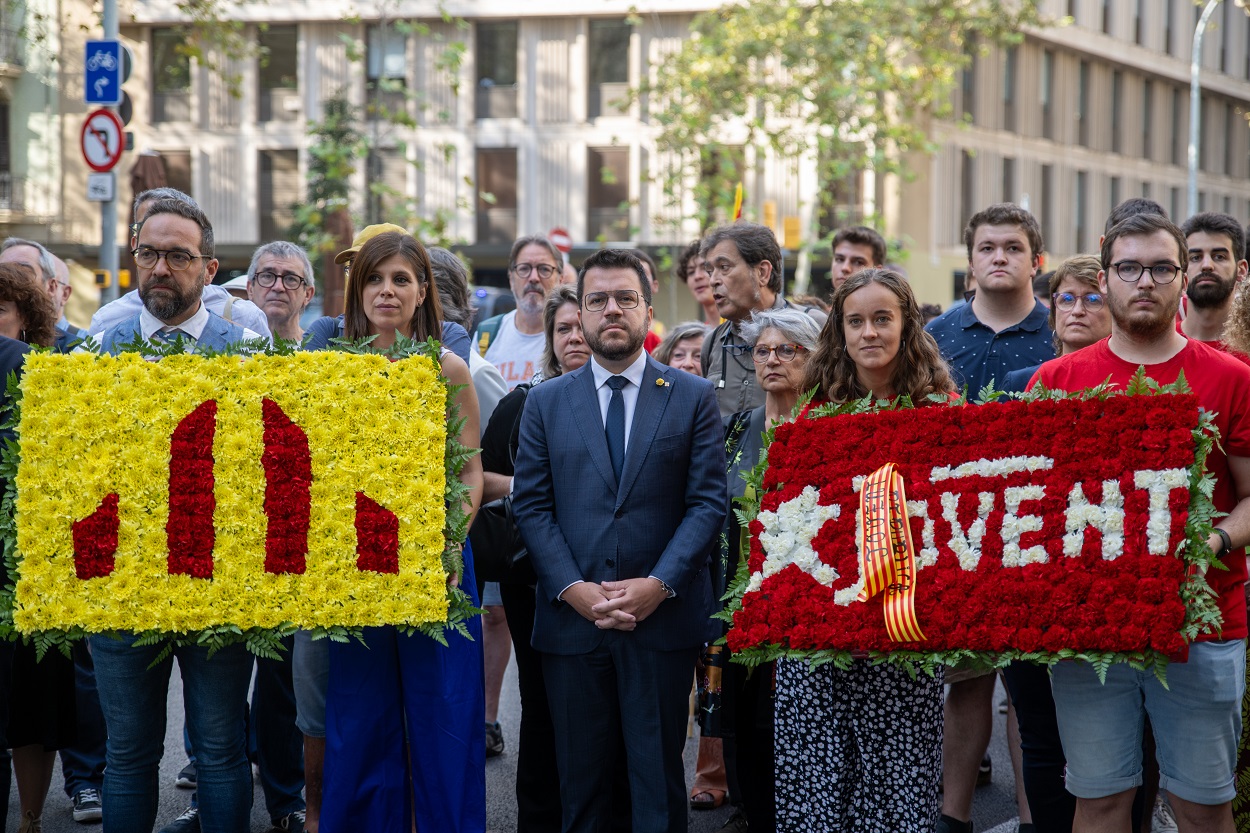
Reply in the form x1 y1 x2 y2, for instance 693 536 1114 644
91 633 254 833
1052 639 1245 805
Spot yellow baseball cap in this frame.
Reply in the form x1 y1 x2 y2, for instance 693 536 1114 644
334 223 409 265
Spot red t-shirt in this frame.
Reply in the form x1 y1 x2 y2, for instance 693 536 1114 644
1031 337 1250 640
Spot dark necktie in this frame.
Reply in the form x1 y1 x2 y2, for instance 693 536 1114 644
605 375 628 482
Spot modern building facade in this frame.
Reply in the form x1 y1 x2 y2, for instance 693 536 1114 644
9 0 1250 315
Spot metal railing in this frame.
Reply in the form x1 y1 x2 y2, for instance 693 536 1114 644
0 174 24 212
0 26 25 68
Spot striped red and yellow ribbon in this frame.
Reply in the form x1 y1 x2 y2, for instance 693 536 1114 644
856 462 926 642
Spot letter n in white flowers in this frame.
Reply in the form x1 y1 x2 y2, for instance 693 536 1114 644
1063 480 1125 560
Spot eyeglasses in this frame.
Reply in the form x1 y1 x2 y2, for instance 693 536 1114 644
1112 261 1182 284
752 343 805 363
512 262 557 280
583 290 641 312
254 270 307 290
1052 291 1105 311
132 246 208 271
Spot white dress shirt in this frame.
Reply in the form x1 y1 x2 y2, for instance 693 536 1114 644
139 302 263 342
589 350 648 454
91 283 272 340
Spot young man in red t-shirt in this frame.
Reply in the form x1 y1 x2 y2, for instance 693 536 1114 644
1032 212 1250 833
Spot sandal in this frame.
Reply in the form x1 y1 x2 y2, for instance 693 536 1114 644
690 789 726 811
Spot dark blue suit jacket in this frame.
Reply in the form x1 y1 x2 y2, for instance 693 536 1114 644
513 355 726 655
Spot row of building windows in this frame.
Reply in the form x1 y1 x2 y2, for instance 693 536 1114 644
957 150 1250 255
149 19 634 125
963 38 1248 177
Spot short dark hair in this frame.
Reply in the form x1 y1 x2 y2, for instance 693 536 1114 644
1032 270 1053 296
700 223 783 293
137 198 215 258
675 240 702 284
508 235 562 270
1100 213 1188 275
627 248 658 283
576 248 652 307
1104 198 1167 236
963 203 1043 261
832 226 886 267
1181 211 1246 263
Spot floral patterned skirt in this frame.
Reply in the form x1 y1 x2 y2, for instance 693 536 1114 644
774 658 943 833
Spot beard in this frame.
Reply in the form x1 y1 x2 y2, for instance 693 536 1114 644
140 275 200 322
1106 288 1178 341
585 319 646 362
1186 271 1236 309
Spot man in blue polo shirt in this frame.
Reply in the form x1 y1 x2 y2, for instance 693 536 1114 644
925 203 1054 394
924 202 1054 833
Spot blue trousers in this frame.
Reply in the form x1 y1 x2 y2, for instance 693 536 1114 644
91 634 253 833
321 549 485 833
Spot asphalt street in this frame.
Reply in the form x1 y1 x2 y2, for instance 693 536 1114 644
11 658 1020 832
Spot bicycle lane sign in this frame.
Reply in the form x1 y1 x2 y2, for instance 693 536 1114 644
85 40 123 106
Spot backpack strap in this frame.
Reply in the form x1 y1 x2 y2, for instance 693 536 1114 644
475 314 505 358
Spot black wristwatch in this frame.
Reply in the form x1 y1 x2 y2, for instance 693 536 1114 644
1215 527 1233 557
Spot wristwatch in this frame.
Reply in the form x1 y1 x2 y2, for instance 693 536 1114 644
1215 527 1233 557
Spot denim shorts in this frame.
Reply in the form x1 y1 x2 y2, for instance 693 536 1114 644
292 630 329 738
1050 639 1246 805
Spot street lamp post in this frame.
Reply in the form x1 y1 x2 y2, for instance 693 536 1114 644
1188 0 1221 219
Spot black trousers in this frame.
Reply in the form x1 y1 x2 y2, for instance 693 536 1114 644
500 581 631 833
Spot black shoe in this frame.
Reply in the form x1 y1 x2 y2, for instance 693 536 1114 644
720 808 749 833
485 721 505 758
175 761 197 789
935 814 973 833
159 805 200 833
272 810 306 832
976 753 992 787
71 788 103 823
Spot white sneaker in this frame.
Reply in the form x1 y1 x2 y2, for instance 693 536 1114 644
1151 797 1179 833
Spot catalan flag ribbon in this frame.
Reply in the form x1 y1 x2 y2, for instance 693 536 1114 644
856 462 926 642
732 182 744 221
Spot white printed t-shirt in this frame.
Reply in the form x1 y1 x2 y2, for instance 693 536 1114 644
483 311 546 391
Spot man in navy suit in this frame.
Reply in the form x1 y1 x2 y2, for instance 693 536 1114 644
513 248 726 833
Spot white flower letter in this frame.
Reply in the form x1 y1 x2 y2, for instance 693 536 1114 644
748 486 841 593
1063 480 1125 560
1133 469 1189 556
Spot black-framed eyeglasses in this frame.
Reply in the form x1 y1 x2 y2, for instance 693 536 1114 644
1112 261 1182 284
132 246 207 271
752 343 805 364
1052 291 1105 311
254 270 307 290
583 290 641 312
512 263 557 280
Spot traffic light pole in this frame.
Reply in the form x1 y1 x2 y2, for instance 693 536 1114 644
99 0 120 303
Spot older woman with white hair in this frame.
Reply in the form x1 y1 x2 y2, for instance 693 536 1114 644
709 307 820 833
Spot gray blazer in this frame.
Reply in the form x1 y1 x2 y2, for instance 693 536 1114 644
512 354 727 655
